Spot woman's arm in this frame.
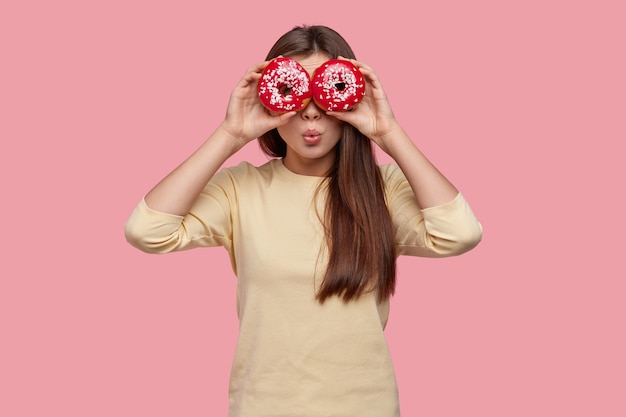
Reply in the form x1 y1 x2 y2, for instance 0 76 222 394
143 61 296 216
372 123 458 209
329 59 459 209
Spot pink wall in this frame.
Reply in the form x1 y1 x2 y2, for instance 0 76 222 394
2 0 624 416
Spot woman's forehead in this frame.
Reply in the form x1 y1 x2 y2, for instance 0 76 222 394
290 52 332 75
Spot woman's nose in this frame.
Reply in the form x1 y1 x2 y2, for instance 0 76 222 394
301 101 321 120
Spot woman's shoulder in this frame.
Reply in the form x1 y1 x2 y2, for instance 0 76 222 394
221 159 273 174
378 163 401 176
378 163 406 189
213 159 280 186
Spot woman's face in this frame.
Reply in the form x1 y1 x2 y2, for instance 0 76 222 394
277 52 344 177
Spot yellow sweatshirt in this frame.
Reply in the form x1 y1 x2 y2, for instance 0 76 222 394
125 158 482 417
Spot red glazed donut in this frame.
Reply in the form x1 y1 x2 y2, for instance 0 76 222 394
257 57 312 113
311 59 365 112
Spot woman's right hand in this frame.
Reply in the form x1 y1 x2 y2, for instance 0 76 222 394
219 60 297 149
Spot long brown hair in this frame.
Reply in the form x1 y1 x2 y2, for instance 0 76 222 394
259 25 396 303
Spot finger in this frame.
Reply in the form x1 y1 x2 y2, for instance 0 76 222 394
266 111 298 129
235 61 268 89
277 111 297 122
239 60 271 84
338 56 374 73
325 110 355 125
337 57 385 94
357 67 385 93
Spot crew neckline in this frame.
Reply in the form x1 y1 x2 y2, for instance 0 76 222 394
273 159 327 185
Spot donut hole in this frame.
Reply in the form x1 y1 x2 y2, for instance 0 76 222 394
278 84 293 98
334 82 346 91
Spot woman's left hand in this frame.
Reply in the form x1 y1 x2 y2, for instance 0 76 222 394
327 58 401 154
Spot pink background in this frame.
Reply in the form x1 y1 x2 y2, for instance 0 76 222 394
2 0 624 416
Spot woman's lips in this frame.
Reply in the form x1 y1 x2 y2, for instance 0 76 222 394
303 129 321 145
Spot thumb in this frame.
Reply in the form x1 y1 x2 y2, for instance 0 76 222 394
269 111 297 128
325 110 356 125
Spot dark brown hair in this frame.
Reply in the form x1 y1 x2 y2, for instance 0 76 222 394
259 25 396 303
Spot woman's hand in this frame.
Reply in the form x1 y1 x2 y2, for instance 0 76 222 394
219 60 297 149
142 61 297 215
326 58 401 154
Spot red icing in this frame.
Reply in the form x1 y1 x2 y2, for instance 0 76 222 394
311 59 365 112
257 58 312 113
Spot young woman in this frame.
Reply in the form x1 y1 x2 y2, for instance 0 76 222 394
125 25 482 417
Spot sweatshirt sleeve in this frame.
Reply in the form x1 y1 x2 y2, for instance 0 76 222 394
124 168 235 254
382 164 483 258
